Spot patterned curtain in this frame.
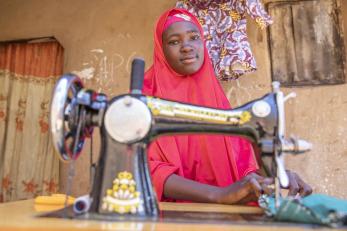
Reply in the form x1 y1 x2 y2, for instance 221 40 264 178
0 40 63 202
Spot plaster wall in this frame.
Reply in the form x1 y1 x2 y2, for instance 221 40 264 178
0 0 346 199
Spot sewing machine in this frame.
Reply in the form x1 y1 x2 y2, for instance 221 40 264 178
50 58 312 219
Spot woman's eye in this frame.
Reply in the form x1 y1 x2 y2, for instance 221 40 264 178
168 40 179 45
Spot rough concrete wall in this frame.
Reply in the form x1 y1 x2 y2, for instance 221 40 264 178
0 0 346 199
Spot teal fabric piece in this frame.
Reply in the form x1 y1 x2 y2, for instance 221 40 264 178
259 194 347 227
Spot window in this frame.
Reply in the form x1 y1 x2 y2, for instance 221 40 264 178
267 0 345 86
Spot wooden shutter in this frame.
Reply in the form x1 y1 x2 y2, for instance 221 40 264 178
267 0 346 86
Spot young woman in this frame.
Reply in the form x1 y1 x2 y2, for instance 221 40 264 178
143 8 312 204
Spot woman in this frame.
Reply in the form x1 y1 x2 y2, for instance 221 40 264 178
143 8 311 204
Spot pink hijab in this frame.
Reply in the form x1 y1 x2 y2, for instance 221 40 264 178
143 8 258 201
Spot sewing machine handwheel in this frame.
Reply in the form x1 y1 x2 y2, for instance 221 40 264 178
50 74 85 162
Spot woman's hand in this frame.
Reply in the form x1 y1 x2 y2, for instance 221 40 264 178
285 170 312 197
164 173 273 204
216 173 274 204
163 171 312 204
216 170 313 204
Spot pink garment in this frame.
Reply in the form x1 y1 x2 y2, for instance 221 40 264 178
163 13 191 31
143 8 258 201
176 0 273 80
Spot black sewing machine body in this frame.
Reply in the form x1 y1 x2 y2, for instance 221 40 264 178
50 59 311 219
89 92 277 217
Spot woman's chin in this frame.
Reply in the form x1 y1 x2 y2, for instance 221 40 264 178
176 65 201 76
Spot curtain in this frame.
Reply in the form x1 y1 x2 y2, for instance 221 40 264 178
0 40 63 202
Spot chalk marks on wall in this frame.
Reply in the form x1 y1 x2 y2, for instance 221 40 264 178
225 79 267 106
73 67 95 80
73 48 137 94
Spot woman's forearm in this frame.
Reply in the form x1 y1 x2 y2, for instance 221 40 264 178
163 173 273 204
163 174 223 203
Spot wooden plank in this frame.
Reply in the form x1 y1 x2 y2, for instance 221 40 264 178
268 3 298 83
160 202 263 214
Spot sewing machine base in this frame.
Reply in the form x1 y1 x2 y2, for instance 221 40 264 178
39 204 333 230
39 205 270 225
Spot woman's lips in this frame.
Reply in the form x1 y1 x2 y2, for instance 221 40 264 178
181 55 198 64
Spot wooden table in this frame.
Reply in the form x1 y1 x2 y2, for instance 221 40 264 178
0 199 345 231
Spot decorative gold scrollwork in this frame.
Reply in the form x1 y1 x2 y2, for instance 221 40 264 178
102 171 142 214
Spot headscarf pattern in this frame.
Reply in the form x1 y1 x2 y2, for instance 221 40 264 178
176 0 273 80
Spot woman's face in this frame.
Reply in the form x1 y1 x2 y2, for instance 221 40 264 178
162 21 204 75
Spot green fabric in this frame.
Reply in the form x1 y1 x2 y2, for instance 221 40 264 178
259 194 347 227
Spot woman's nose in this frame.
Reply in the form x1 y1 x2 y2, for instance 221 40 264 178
180 42 193 53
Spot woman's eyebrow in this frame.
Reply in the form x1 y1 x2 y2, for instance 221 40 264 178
167 30 199 38
167 33 180 39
